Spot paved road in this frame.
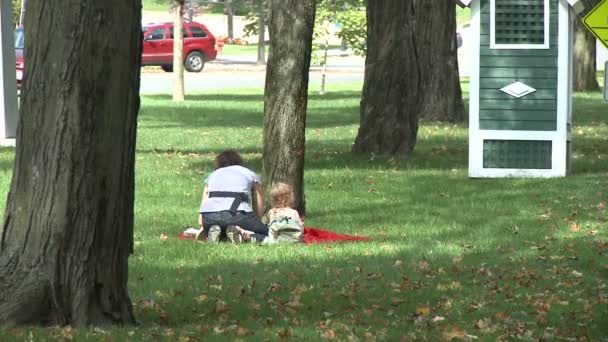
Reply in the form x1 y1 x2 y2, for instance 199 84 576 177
140 70 363 94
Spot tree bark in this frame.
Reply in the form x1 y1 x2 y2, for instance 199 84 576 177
573 17 599 92
417 3 465 122
263 0 316 215
352 1 420 156
257 1 266 65
173 0 185 101
0 0 141 326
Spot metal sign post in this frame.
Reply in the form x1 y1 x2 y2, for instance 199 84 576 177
604 61 608 102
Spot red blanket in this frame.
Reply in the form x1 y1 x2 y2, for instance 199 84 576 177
303 227 371 244
179 227 371 243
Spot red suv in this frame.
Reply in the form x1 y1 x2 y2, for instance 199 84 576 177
15 27 23 89
142 22 217 72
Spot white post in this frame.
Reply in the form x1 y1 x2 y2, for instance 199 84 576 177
0 0 18 140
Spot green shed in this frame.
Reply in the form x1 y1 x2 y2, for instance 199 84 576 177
464 0 579 177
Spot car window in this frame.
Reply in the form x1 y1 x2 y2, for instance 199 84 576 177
169 27 190 39
146 27 166 40
189 26 207 38
14 28 24 49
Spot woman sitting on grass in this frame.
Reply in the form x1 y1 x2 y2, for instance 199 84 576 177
238 182 303 243
198 150 268 242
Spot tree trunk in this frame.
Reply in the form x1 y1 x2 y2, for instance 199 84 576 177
0 0 140 326
352 1 420 156
227 1 234 40
257 1 266 65
263 0 316 215
573 17 599 92
173 0 185 101
417 3 465 122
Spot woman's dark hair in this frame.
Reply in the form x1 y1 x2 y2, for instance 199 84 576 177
215 150 244 169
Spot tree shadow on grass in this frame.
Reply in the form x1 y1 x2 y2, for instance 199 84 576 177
139 105 359 129
128 223 607 340
141 132 607 175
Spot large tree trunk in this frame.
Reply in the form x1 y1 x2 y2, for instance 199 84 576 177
257 0 266 65
573 17 599 92
263 0 316 215
0 0 141 326
173 0 185 101
417 3 465 122
352 1 420 156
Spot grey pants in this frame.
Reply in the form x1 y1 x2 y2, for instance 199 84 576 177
202 210 268 239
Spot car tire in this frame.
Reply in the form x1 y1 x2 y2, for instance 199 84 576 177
185 51 205 72
161 65 173 72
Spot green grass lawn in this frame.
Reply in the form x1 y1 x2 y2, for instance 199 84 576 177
0 83 606 340
142 0 169 12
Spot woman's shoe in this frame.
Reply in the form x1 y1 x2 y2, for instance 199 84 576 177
207 225 221 243
226 226 241 243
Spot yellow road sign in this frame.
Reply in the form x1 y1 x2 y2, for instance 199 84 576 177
583 0 608 50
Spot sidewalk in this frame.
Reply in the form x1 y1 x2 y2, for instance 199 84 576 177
205 49 365 73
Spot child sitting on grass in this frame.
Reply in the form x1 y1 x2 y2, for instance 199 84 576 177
237 182 304 243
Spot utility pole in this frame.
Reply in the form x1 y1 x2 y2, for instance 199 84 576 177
257 1 265 65
227 0 234 39
188 0 194 21
20 0 27 26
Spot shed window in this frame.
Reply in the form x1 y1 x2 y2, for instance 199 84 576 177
490 0 550 49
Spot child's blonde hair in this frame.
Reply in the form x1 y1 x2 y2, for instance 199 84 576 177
270 182 295 208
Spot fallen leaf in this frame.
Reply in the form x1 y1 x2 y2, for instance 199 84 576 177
418 261 430 271
391 298 405 306
442 326 466 341
474 318 494 333
195 294 208 303
61 326 73 340
321 329 337 339
569 223 580 232
236 326 250 336
277 329 292 338
494 311 509 321
285 295 303 308
450 281 462 289
415 305 431 316
213 300 227 313
366 272 383 280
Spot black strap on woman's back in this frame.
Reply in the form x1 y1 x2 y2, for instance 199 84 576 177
208 191 250 214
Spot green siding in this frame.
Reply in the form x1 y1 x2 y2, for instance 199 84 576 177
479 0 559 131
480 120 556 130
480 56 557 68
480 110 556 121
479 99 556 110
480 78 557 88
480 67 557 78
480 89 557 100
483 140 552 169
